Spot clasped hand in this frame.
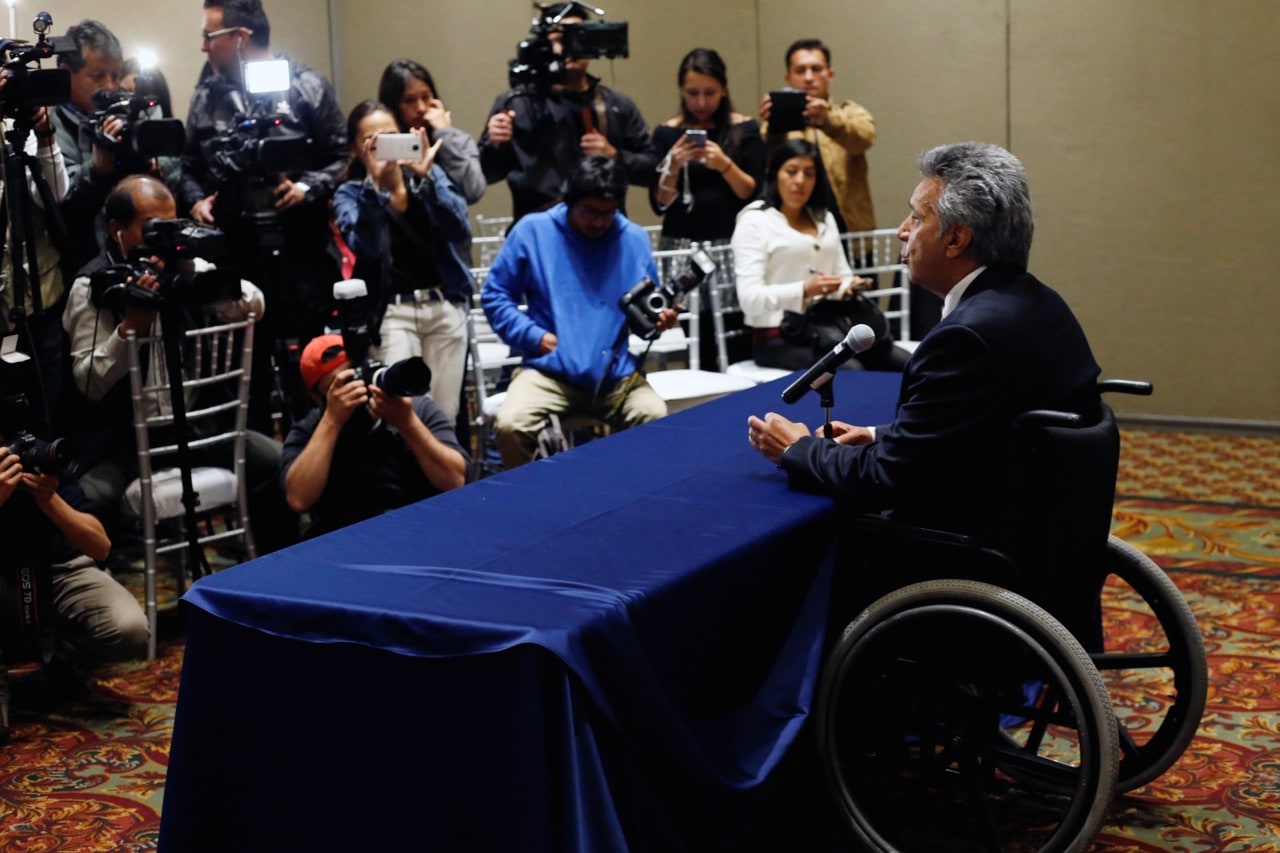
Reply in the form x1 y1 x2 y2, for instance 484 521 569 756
746 413 874 463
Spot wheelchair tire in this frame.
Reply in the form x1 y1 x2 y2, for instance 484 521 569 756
1093 535 1208 792
816 579 1118 853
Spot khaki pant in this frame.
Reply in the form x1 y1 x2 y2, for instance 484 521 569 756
373 298 468 425
495 367 667 469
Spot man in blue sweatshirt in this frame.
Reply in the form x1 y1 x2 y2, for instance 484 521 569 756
481 156 676 468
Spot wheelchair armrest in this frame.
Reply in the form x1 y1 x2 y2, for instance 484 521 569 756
852 512 982 549
851 513 1019 584
1014 409 1083 429
1099 378 1153 396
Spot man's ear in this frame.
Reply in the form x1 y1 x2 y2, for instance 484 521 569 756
945 225 973 258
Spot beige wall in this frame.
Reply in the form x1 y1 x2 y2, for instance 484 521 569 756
36 0 1280 421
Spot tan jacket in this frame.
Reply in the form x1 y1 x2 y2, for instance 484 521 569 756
763 99 877 233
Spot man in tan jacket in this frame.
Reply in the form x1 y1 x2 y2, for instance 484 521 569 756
759 38 876 235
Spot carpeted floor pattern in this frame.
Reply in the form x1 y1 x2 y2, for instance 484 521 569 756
1 427 1277 851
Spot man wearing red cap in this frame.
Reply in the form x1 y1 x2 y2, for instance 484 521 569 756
280 334 467 536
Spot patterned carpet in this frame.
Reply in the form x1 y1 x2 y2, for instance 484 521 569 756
0 427 1277 851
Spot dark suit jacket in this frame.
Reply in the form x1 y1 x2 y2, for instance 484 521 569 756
781 264 1101 534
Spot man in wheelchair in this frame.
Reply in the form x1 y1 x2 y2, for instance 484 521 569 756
744 144 1205 853
747 141 1100 534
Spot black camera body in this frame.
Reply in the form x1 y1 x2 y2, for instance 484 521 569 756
207 115 310 185
0 380 70 478
508 4 629 91
89 89 185 175
331 279 432 400
619 248 716 340
5 430 70 477
88 219 239 312
0 14 73 119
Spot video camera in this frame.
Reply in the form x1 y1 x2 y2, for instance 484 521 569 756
88 219 240 312
89 89 185 175
619 247 716 340
0 12 72 119
331 279 432 399
508 2 628 91
206 59 308 180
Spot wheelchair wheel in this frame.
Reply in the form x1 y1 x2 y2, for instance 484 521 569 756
1092 535 1208 792
816 579 1118 853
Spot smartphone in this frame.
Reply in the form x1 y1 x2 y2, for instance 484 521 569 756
769 88 808 133
684 129 707 147
373 133 423 161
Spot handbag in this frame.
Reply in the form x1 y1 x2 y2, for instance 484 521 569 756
780 294 895 360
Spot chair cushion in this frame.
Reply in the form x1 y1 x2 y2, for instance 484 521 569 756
122 467 239 520
726 361 792 384
645 369 756 413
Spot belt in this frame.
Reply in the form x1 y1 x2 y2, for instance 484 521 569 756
390 288 446 305
752 327 782 344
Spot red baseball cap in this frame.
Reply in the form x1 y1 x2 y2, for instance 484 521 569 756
299 334 348 391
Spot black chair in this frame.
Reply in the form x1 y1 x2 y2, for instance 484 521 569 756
813 380 1207 852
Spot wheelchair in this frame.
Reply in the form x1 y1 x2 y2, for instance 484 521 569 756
813 380 1208 852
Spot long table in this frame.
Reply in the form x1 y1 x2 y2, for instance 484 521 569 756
158 370 900 852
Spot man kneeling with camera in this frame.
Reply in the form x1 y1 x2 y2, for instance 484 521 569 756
280 334 467 538
61 175 295 555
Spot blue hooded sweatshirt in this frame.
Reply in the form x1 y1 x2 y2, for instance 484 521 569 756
481 203 660 392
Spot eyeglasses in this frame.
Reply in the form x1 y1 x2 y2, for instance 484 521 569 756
202 26 245 43
574 202 619 222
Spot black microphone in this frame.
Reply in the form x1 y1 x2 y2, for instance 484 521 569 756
781 324 877 404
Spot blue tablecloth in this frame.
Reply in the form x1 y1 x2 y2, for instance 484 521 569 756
159 371 901 852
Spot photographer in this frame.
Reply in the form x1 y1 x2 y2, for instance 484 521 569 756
60 175 295 553
180 0 345 346
480 2 655 223
281 333 467 538
481 156 675 469
51 20 179 275
0 427 148 741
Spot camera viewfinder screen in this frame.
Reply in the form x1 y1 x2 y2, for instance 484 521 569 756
243 59 290 95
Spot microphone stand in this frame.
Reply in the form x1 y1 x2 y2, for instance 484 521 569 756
818 380 835 439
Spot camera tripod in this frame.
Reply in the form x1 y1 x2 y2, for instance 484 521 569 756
0 118 70 437
215 179 313 436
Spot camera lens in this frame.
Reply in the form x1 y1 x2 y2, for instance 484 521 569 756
17 436 71 477
643 291 669 313
371 358 432 397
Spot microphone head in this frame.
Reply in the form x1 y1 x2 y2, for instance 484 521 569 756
845 324 876 353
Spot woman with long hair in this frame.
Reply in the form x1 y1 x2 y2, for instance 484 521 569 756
377 59 485 205
731 138 907 371
650 48 763 245
332 100 475 424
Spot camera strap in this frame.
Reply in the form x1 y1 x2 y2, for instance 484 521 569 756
580 89 609 139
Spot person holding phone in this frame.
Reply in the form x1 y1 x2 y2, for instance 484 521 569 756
650 48 764 246
377 59 485 206
332 101 475 425
758 38 876 237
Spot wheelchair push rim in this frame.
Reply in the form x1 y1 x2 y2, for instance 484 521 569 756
815 579 1119 853
1090 535 1208 792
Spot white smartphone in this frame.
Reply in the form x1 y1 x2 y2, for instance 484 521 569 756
373 133 423 161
